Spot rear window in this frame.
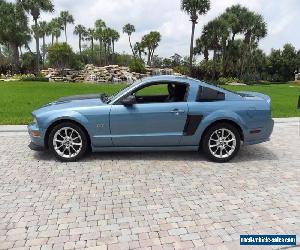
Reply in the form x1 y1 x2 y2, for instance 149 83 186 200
196 86 225 102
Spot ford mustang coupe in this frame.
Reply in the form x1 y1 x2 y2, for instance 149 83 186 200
28 76 274 162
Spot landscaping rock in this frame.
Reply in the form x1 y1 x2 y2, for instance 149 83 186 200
41 64 180 84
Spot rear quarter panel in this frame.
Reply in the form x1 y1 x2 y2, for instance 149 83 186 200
182 98 272 146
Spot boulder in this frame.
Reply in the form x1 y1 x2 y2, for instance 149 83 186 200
41 64 181 84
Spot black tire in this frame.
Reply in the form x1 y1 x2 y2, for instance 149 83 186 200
48 122 88 162
201 122 241 163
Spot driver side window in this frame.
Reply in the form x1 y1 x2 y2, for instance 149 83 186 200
131 82 188 104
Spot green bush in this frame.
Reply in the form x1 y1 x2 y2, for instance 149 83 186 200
47 43 75 69
21 76 48 82
240 72 260 84
173 65 189 75
217 77 241 85
129 60 146 74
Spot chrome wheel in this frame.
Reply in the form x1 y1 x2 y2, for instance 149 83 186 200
208 128 236 159
53 127 82 159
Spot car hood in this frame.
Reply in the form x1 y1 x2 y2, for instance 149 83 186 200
33 94 107 116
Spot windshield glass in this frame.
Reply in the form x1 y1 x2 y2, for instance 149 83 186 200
107 80 143 103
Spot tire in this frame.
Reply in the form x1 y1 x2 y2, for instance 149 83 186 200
201 122 241 163
48 122 88 162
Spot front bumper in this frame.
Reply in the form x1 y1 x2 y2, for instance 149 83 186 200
28 141 45 151
28 123 46 151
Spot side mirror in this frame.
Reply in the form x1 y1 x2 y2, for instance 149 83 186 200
121 95 136 106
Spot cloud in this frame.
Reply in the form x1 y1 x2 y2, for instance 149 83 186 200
19 0 300 57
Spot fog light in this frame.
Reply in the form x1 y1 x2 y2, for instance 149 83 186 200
31 131 40 137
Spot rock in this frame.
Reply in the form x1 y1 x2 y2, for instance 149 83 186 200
41 64 181 84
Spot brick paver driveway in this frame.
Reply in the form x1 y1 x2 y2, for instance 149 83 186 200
0 120 299 250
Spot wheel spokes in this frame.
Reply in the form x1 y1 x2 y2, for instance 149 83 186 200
53 127 83 158
208 128 237 159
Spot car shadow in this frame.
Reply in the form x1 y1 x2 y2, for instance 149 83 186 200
32 144 278 163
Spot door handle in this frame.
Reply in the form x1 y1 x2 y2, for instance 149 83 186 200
170 109 185 115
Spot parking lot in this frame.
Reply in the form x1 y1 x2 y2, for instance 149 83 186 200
0 119 299 250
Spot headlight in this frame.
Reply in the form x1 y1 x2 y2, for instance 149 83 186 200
32 117 37 124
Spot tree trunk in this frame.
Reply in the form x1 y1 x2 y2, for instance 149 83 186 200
99 40 102 66
147 49 151 66
79 34 82 54
52 35 54 45
34 19 40 74
112 41 115 64
8 42 20 73
65 24 67 43
212 49 217 80
42 35 46 67
189 20 196 75
128 35 135 57
91 38 94 61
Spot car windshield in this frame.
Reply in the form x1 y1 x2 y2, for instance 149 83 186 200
106 80 143 103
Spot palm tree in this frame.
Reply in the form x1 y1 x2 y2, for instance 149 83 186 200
38 21 49 66
86 28 96 61
0 1 31 73
74 24 86 54
134 42 146 61
102 27 113 65
49 18 63 44
59 11 74 43
18 0 54 73
181 0 210 73
141 31 161 66
110 29 120 63
198 18 229 79
95 19 106 65
123 23 135 56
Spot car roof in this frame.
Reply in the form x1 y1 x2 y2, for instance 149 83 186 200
141 75 217 88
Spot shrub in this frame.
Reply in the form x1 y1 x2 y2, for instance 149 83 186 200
217 77 241 85
129 60 146 74
47 43 75 70
21 76 49 82
240 72 260 84
174 65 189 75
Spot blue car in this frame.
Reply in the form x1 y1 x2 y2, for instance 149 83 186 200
28 75 274 162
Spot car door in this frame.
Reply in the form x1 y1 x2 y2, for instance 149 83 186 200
109 83 189 147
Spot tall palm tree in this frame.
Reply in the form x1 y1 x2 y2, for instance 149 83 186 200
181 0 210 73
59 11 74 43
38 20 49 66
110 29 120 63
134 42 146 61
49 18 63 44
123 23 135 56
102 27 113 65
74 24 86 54
18 0 54 73
95 19 106 65
86 28 96 61
0 1 31 73
141 31 161 66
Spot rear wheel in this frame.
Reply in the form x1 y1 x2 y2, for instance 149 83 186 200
202 123 241 163
48 122 88 162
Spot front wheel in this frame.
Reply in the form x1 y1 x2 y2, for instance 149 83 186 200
202 123 241 163
48 122 88 162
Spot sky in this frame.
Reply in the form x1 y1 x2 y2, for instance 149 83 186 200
20 0 300 58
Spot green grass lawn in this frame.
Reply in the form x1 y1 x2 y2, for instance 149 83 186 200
0 81 299 124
